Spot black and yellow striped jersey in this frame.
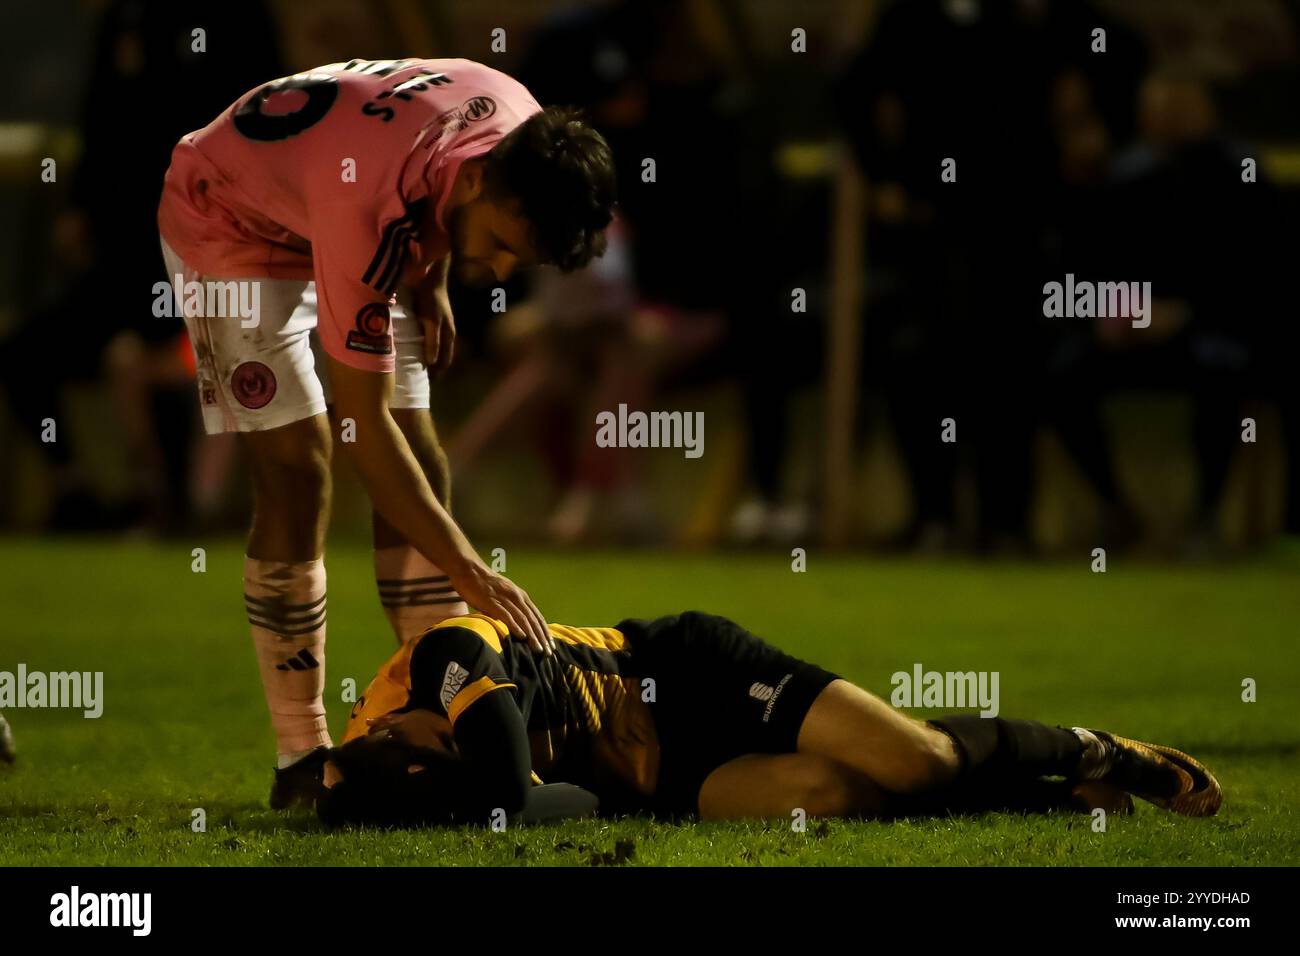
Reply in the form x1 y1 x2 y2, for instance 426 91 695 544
343 614 660 806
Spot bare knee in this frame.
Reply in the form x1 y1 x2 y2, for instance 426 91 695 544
794 759 885 818
891 723 961 794
242 418 332 558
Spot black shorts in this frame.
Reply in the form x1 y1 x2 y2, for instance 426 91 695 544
616 611 839 817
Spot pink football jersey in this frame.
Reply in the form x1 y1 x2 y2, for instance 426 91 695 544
158 58 542 371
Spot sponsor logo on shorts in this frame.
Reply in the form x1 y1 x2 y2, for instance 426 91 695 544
230 361 277 409
753 672 794 724
346 302 394 355
440 661 470 711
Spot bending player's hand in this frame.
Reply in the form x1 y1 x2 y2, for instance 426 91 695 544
420 285 456 376
451 562 555 655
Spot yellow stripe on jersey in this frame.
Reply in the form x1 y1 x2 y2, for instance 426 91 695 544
430 614 507 652
429 614 628 654
447 675 515 726
547 624 628 652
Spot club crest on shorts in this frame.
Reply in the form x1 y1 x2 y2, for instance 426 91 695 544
346 302 394 355
231 361 277 409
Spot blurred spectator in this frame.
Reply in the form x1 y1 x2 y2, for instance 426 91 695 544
836 0 1148 552
520 0 809 545
1046 70 1283 551
450 219 720 544
0 0 280 531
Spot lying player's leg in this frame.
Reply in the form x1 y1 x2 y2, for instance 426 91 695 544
796 680 1221 816
796 679 961 795
697 751 1133 821
698 753 886 821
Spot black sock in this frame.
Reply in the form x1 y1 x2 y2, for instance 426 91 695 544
886 716 1086 818
928 715 1085 781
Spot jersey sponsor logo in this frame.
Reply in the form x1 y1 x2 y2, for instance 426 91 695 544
462 96 496 122
437 107 468 133
748 682 775 702
439 96 497 134
230 361 277 409
440 661 471 711
345 302 394 355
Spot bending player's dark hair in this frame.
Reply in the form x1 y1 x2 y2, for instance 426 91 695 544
317 733 473 829
483 105 617 272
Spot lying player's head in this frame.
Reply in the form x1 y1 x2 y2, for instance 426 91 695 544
447 106 616 287
317 731 472 828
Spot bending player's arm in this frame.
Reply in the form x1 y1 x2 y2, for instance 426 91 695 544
312 206 551 653
413 256 455 375
326 361 548 651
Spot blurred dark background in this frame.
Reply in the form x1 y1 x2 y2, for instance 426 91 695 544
1 0 1297 558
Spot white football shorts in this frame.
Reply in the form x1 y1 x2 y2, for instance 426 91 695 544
161 237 430 434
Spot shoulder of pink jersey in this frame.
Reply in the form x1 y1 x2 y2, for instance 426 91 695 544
428 58 543 116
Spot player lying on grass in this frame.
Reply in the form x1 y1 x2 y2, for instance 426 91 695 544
157 57 615 806
316 612 1221 826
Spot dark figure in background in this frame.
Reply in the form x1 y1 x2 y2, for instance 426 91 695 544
836 0 1147 552
0 0 281 531
1047 73 1281 551
520 0 811 544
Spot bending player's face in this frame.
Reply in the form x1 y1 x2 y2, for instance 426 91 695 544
447 197 540 288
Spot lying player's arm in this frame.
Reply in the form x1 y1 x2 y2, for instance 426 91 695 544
325 357 552 653
407 622 530 818
447 688 532 818
451 694 599 822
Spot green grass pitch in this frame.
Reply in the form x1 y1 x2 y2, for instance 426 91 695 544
1 537 1297 866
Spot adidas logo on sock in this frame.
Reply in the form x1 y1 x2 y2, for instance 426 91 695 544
276 649 320 672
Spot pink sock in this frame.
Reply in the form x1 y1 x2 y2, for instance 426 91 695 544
245 556 330 755
374 545 469 644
